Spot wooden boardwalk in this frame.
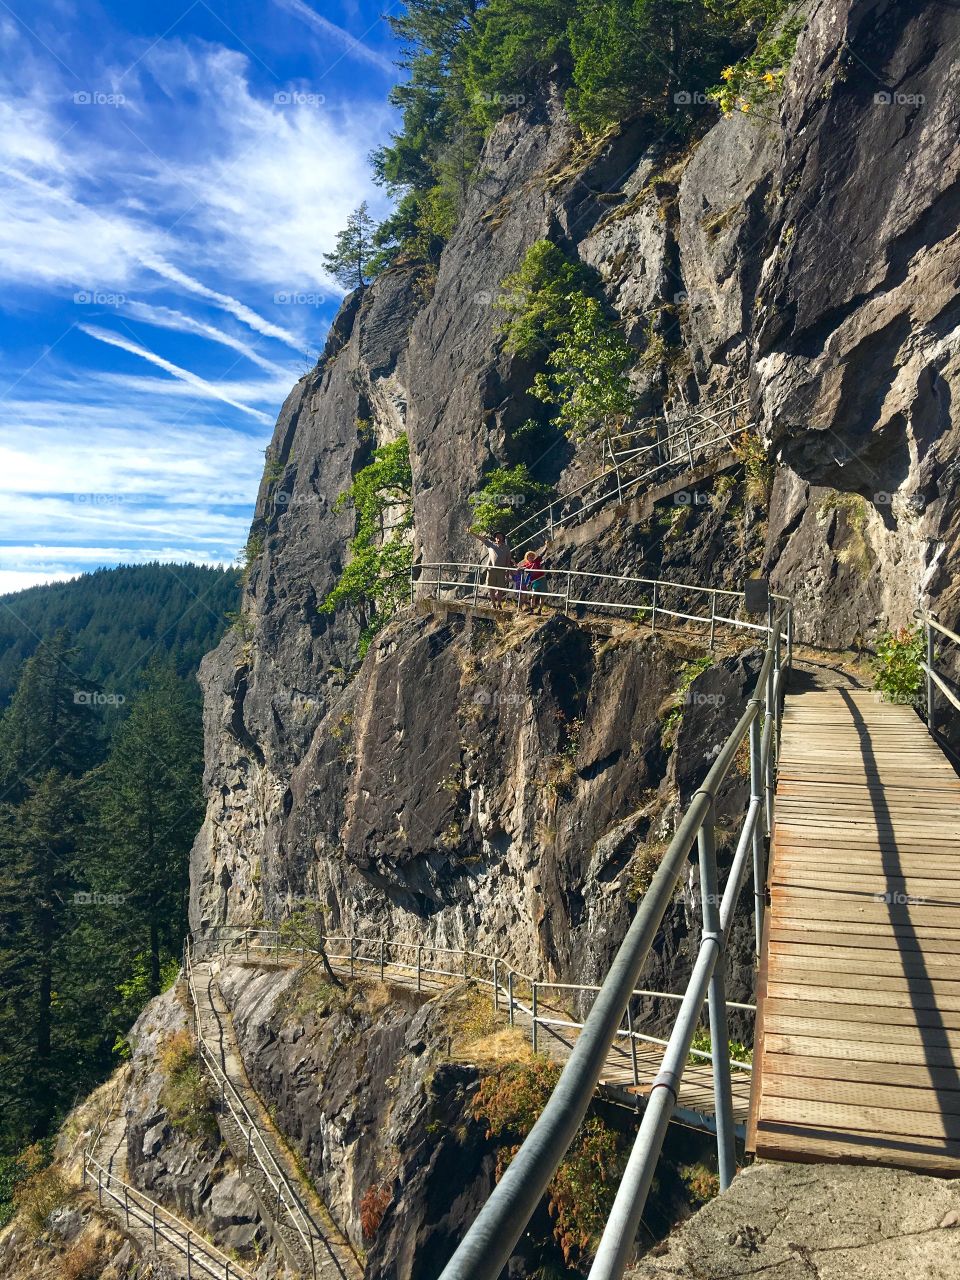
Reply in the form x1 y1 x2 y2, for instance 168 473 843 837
748 687 960 1173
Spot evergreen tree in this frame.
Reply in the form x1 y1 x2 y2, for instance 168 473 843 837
91 662 203 994
0 630 99 802
0 771 86 1146
323 202 377 292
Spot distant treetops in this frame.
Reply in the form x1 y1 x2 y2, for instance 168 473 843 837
325 0 801 280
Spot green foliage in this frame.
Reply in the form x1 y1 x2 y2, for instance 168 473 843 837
159 1030 217 1142
873 626 924 707
498 240 593 358
734 430 773 506
320 435 414 656
473 1060 626 1267
469 465 552 536
0 564 238 712
710 11 803 115
0 640 203 1154
0 1140 55 1229
662 655 713 738
10 1144 69 1235
689 1026 753 1065
372 0 797 264
533 293 636 436
323 201 378 291
498 240 636 438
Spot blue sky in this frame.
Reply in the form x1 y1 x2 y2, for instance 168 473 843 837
0 0 402 593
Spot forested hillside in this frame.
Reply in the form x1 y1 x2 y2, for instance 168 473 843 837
0 563 239 709
0 562 237 1183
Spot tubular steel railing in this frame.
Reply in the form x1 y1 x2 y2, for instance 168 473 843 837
81 1151 252 1280
413 561 790 654
184 939 323 1279
916 610 960 736
505 392 748 552
195 929 756 1083
435 593 791 1280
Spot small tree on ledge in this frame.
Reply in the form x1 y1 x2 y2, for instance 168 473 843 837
323 201 377 293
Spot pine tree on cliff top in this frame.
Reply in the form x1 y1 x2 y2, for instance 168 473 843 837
323 201 377 292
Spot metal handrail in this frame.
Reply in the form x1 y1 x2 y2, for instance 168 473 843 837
414 561 789 648
81 1150 252 1280
505 393 748 551
199 932 752 1077
916 610 960 734
438 597 791 1280
184 941 322 1278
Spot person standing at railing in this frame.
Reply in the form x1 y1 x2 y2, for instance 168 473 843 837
517 549 547 613
469 528 514 609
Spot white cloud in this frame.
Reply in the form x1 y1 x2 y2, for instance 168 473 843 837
78 324 275 421
124 301 299 377
139 256 304 349
0 569 80 595
271 0 395 74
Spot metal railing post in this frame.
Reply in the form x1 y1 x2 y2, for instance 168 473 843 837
97 1167 102 1206
709 593 717 652
463 947 468 978
186 1232 193 1280
650 582 657 633
380 938 385 982
772 627 782 756
749 713 765 954
626 1004 639 1089
152 1203 158 1249
350 936 355 978
508 970 514 1026
473 564 481 609
927 621 936 736
532 983 538 1053
563 574 572 614
493 958 499 1012
698 807 736 1190
786 605 794 674
417 943 422 992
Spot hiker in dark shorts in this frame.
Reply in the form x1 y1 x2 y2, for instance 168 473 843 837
469 529 514 609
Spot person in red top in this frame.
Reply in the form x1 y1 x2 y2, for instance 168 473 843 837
519 548 547 613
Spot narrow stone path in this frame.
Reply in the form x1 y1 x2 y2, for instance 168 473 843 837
84 1088 249 1280
189 951 362 1280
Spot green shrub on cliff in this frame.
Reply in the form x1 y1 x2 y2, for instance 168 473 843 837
474 1059 627 1269
872 625 924 708
469 465 552 536
320 434 414 656
498 240 636 437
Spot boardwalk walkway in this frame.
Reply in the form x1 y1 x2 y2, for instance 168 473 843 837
749 687 960 1173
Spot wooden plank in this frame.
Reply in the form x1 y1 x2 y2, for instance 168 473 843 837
769 950 960 981
760 1051 960 1092
762 1029 960 1067
759 1095 960 1141
752 1124 960 1174
767 997 960 1031
768 928 960 955
764 1010 960 1047
760 1072 960 1115
766 980 960 1014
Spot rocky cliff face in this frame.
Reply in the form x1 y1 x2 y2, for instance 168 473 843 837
173 0 960 1274
192 0 960 945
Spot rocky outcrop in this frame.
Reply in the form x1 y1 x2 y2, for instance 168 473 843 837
628 1160 960 1278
